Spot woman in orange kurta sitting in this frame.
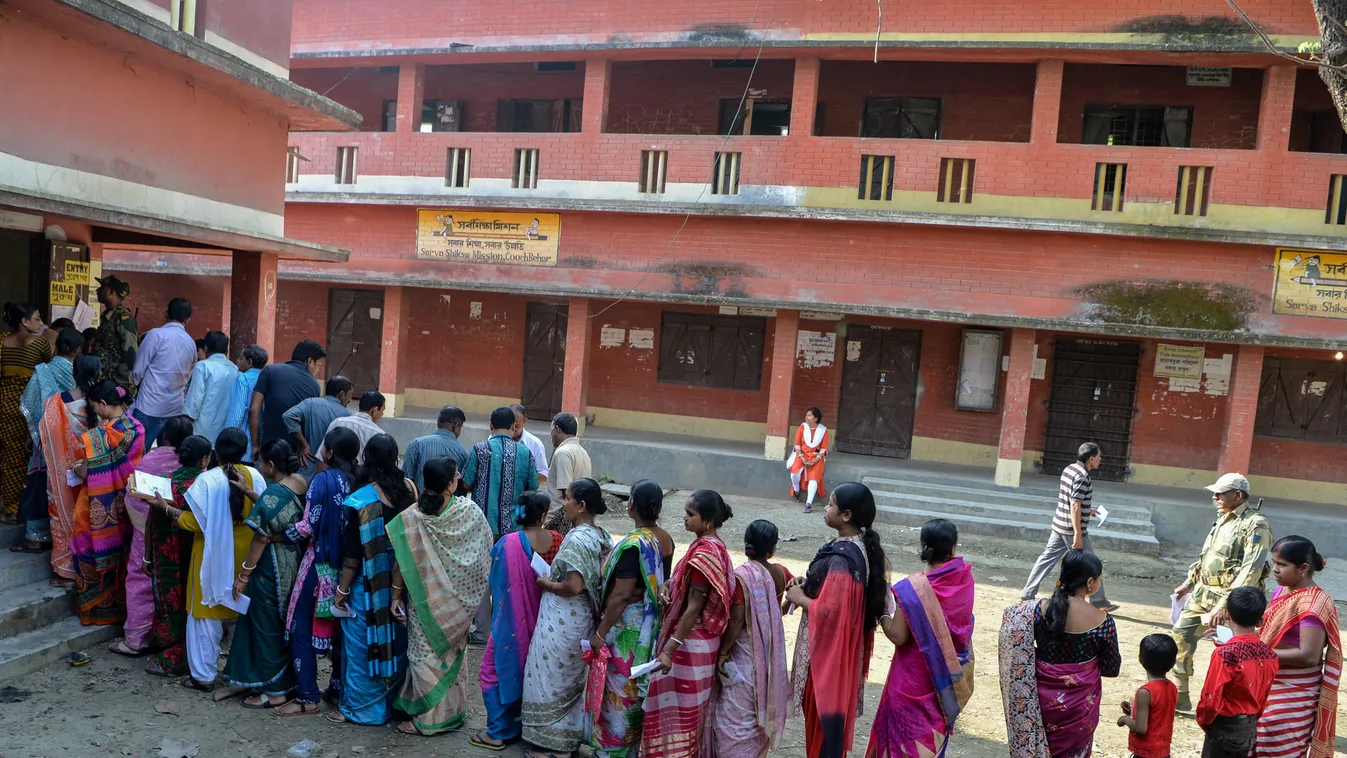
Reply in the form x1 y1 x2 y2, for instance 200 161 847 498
788 407 829 514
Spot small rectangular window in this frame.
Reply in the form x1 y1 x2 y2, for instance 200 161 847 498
170 0 202 36
445 148 471 188
285 149 300 184
513 148 540 189
1174 166 1213 216
535 61 579 71
639 151 668 194
335 146 358 185
710 59 756 68
712 152 741 196
1082 105 1191 147
1327 174 1347 225
1092 163 1126 212
937 158 975 203
420 100 463 133
861 97 942 139
382 100 398 133
858 155 894 201
657 312 766 391
718 99 792 136
497 100 581 133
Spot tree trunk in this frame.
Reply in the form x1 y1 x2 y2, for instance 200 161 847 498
1314 0 1347 132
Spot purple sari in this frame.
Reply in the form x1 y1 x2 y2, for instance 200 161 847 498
869 557 975 758
998 599 1102 758
480 530 546 740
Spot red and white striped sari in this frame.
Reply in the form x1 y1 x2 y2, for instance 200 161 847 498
1255 586 1341 758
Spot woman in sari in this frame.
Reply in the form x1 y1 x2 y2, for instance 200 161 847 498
587 480 672 758
868 518 976 758
144 434 210 677
784 481 890 758
329 433 417 726
999 549 1119 758
1255 535 1341 758
278 426 359 717
70 379 144 626
13 328 81 551
787 407 829 513
704 518 790 758
642 489 734 758
388 456 492 736
222 439 308 705
471 490 563 750
521 477 611 758
111 415 194 656
38 354 99 585
0 302 51 524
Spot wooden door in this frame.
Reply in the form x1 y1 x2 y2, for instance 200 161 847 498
1041 338 1141 482
835 326 922 458
521 302 567 421
327 289 384 396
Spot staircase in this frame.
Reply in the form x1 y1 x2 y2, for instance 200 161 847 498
0 524 117 682
864 472 1161 556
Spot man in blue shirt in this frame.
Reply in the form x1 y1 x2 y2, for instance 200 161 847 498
225 344 268 462
183 331 239 446
129 297 196 445
249 340 324 460
402 405 469 492
283 376 355 481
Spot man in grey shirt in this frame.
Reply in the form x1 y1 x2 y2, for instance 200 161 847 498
545 412 591 532
283 375 355 481
403 405 470 492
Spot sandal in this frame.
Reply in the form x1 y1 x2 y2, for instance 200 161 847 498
325 712 347 725
9 543 47 553
182 677 214 692
108 639 147 657
396 721 425 736
145 659 183 678
68 652 91 667
273 701 320 717
468 731 507 751
801 506 813 514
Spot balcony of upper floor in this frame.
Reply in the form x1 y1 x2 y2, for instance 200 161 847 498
284 55 1347 249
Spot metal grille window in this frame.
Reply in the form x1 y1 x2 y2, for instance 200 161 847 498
1082 105 1191 147
858 155 894 201
639 150 668 194
657 312 766 391
937 158 975 203
513 148 540 189
1091 163 1126 211
1328 174 1347 225
861 97 942 139
1255 357 1347 444
445 148 471 188
335 146 358 185
712 152 741 196
1174 166 1213 216
285 149 300 184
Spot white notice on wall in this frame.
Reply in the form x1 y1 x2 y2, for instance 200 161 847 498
1203 354 1233 396
796 330 837 369
628 329 655 349
1031 358 1047 380
718 305 739 316
740 307 777 317
1186 67 1232 87
1169 377 1200 393
846 340 862 362
469 302 483 319
599 326 626 348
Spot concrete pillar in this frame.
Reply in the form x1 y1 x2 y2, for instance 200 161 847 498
763 310 800 460
995 328 1036 487
1256 66 1296 153
789 58 821 137
378 286 410 417
581 59 611 134
228 251 277 361
1030 59 1065 145
561 297 594 434
1217 344 1266 476
396 63 426 134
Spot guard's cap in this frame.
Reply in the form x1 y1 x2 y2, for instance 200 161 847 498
1205 473 1250 495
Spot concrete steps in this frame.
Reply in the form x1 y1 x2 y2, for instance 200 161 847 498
864 475 1161 556
0 522 117 682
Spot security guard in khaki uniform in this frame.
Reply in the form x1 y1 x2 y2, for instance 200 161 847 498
93 275 139 392
1170 472 1271 711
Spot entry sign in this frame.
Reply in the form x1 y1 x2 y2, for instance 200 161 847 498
1186 67 1232 87
1154 344 1204 379
416 209 560 267
64 261 91 285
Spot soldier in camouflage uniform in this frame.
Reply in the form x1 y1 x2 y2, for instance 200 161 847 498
1170 472 1272 711
93 275 138 392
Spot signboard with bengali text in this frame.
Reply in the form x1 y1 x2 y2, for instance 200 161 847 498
1272 247 1347 320
416 209 560 267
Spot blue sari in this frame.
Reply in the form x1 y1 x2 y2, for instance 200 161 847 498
285 467 350 705
339 483 405 725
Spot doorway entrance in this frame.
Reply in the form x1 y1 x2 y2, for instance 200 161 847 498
1041 338 1141 482
521 302 568 421
835 325 922 458
327 289 384 396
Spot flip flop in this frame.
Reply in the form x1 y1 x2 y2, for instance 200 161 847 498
1096 603 1121 613
107 639 147 657
325 712 347 725
241 695 289 709
468 731 507 751
802 506 813 514
182 677 214 692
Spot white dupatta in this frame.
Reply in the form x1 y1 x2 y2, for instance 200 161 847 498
185 465 264 609
785 423 827 469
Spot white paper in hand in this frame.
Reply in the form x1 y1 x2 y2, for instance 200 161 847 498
1094 506 1110 527
330 603 351 618
221 592 250 615
531 552 551 579
630 658 662 678
1170 594 1187 626
1215 625 1234 644
133 471 174 500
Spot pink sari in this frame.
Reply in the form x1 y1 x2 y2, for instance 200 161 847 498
122 445 175 649
998 599 1102 758
704 560 790 758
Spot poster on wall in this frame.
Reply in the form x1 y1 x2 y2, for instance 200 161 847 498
955 329 1002 411
416 209 560 267
1272 247 1347 319
1153 344 1205 379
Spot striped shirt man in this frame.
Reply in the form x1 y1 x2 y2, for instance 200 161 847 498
1051 461 1093 538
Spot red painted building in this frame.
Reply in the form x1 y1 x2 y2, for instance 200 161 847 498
109 0 1347 504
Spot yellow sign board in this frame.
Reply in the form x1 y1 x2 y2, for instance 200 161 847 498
1272 247 1347 319
416 210 560 267
1153 344 1205 379
50 281 77 306
64 261 91 285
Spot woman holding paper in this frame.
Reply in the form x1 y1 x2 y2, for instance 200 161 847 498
144 434 210 677
520 477 611 758
222 439 308 706
386 457 492 735
471 490 563 750
587 479 672 758
39 354 100 585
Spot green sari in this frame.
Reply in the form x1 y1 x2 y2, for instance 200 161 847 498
222 482 304 695
387 495 493 734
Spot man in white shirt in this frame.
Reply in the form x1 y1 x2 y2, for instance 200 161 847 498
511 404 549 484
319 390 386 462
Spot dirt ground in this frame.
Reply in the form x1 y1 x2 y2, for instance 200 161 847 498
2 493 1344 758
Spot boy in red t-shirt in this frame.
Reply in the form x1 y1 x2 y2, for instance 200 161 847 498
1119 633 1179 758
1196 587 1279 758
